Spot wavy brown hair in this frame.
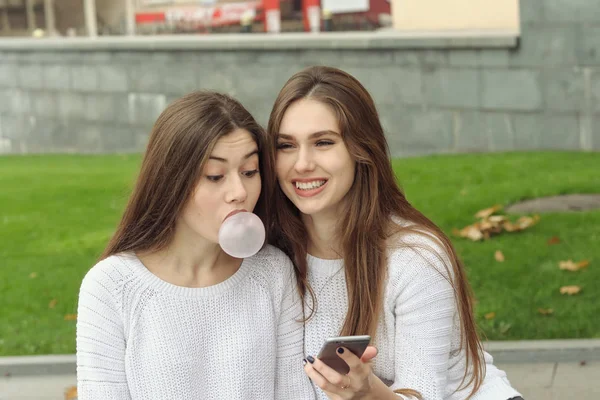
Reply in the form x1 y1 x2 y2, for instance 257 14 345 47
101 90 273 259
267 66 484 398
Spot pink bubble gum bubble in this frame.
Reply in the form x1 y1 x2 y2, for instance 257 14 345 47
218 212 265 258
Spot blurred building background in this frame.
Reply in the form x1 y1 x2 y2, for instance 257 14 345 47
0 0 395 36
1 0 598 156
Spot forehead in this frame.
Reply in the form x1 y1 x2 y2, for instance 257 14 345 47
212 129 256 152
279 99 339 137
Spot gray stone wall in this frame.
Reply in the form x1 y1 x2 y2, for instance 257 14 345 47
0 0 599 156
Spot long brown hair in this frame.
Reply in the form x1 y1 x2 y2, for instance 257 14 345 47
101 90 273 259
267 66 484 398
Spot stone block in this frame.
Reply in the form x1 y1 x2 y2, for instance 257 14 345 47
578 27 600 66
543 67 587 112
478 49 511 68
545 0 600 22
452 111 489 152
593 118 600 150
337 50 394 66
43 65 71 91
519 0 545 24
231 67 288 104
129 64 163 93
31 92 59 118
51 121 78 152
343 66 423 106
163 64 198 95
18 64 44 90
509 25 578 67
423 68 480 108
57 93 87 120
0 63 18 88
447 50 479 67
197 66 236 95
102 124 139 153
393 51 421 67
98 65 130 92
482 70 542 111
380 106 454 156
75 123 103 152
81 52 113 64
71 65 99 92
85 94 116 122
6 89 31 115
484 113 516 152
513 113 580 150
127 93 167 126
0 114 26 140
26 118 58 152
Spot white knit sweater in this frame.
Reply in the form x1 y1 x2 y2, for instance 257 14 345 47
304 233 522 400
76 245 315 400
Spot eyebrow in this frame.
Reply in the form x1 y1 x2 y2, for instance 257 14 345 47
209 149 259 163
277 130 340 140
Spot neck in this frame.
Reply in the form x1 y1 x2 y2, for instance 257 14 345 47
302 211 342 260
138 224 240 288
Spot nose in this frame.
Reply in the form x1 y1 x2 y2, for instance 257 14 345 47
225 175 248 204
294 146 315 174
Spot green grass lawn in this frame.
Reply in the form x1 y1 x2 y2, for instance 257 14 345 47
1 152 599 356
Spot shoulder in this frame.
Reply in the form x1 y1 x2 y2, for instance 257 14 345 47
386 225 455 285
245 245 296 289
79 253 137 298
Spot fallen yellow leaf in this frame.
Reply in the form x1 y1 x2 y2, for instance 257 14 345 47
560 286 582 295
475 205 503 219
29 272 37 279
559 260 590 272
49 299 58 309
484 312 496 320
65 385 78 400
538 308 554 315
494 250 505 262
64 314 77 321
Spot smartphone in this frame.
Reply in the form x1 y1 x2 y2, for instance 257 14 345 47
316 335 371 375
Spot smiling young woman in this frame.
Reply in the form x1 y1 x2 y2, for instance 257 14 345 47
267 66 523 400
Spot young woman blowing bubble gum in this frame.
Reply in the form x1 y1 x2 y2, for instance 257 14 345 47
76 91 315 400
267 66 523 400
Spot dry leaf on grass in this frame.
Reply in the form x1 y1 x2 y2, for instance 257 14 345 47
547 236 561 245
494 250 505 262
560 286 582 295
29 272 37 279
64 385 78 400
559 260 590 272
484 312 496 320
499 322 512 334
475 205 503 219
538 308 554 315
454 207 539 241
64 314 77 321
49 299 57 309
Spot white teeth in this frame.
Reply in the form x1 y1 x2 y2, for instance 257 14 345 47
295 180 326 190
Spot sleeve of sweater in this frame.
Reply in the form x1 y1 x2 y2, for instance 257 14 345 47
388 234 457 400
273 253 316 400
76 259 132 400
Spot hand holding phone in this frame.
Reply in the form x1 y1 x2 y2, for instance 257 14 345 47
316 335 371 375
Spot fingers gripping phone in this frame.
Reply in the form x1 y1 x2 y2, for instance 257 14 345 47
316 335 371 375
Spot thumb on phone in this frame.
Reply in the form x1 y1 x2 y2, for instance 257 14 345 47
360 345 378 363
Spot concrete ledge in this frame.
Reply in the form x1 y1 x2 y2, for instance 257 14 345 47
1 339 598 377
0 30 519 51
484 339 600 364
0 354 76 376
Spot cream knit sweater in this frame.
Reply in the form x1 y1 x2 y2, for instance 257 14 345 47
76 245 315 400
304 233 522 400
